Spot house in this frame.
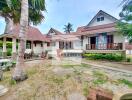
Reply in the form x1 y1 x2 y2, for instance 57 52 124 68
73 10 126 55
45 28 83 58
0 25 50 59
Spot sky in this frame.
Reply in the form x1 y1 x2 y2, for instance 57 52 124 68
0 0 122 34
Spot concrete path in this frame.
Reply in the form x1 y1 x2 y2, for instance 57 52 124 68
81 60 132 74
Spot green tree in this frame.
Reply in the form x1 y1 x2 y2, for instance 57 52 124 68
4 0 46 81
117 0 132 43
0 0 44 33
64 22 73 33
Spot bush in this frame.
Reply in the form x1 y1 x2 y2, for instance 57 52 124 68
126 58 131 62
83 53 123 61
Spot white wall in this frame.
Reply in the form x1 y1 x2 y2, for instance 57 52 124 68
89 15 115 27
113 33 125 50
73 40 82 49
126 50 132 55
83 36 88 50
33 43 43 54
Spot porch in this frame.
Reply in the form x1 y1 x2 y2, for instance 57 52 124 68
86 43 123 50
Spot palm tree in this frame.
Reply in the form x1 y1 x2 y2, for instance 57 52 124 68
64 22 73 34
4 0 46 81
0 0 44 34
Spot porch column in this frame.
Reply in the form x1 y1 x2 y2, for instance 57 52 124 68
12 38 17 60
3 37 7 58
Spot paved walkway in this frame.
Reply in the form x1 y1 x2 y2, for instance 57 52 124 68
82 59 132 73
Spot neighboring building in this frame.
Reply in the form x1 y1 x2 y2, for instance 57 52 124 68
0 25 50 58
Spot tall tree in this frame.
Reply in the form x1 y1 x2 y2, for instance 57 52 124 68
63 22 73 33
4 0 46 81
0 0 44 34
117 0 132 43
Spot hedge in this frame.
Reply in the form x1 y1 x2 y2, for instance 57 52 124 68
83 53 123 61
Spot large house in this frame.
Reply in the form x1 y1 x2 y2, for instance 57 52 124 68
0 10 131 59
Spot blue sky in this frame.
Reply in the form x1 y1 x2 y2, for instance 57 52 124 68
0 0 122 34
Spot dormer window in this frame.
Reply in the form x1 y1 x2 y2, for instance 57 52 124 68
97 16 104 22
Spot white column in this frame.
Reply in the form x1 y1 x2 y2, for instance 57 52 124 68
12 38 16 53
3 37 7 52
31 41 34 52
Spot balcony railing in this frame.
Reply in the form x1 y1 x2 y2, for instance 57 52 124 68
86 43 123 50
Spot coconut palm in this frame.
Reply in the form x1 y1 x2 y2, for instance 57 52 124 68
64 22 73 33
4 0 46 81
0 0 44 34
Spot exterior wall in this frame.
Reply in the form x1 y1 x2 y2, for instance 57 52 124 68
83 36 88 50
89 15 115 27
126 50 132 55
33 43 43 54
113 33 125 50
73 40 82 49
43 42 48 52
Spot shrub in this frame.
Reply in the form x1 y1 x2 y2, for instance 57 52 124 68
118 79 132 88
83 53 123 61
126 58 131 62
9 79 17 85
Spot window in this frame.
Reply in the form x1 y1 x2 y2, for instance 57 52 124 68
47 42 50 47
41 43 43 47
97 16 104 22
101 17 104 21
97 18 100 22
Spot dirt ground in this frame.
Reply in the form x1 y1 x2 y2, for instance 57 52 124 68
83 59 132 71
0 59 131 100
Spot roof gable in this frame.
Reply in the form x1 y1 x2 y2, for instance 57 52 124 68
86 10 118 27
47 28 62 36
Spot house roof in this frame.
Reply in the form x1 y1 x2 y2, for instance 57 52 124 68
47 28 63 35
86 10 118 27
0 25 50 42
73 23 116 35
51 34 80 42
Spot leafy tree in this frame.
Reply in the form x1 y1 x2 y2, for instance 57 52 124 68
63 22 73 33
117 0 132 43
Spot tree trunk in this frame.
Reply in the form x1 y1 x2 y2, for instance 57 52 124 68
12 0 28 81
4 17 14 34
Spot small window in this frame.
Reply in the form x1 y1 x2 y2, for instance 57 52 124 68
97 18 100 22
47 42 50 47
101 17 104 21
97 16 104 22
41 43 43 47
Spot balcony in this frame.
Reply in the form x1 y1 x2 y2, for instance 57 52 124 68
86 43 123 50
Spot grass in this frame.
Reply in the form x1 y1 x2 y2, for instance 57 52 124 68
92 70 108 85
118 79 132 88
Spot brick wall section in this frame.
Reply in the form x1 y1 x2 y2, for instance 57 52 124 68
87 87 113 100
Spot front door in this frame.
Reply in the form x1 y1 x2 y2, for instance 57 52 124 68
90 37 96 49
107 35 113 49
